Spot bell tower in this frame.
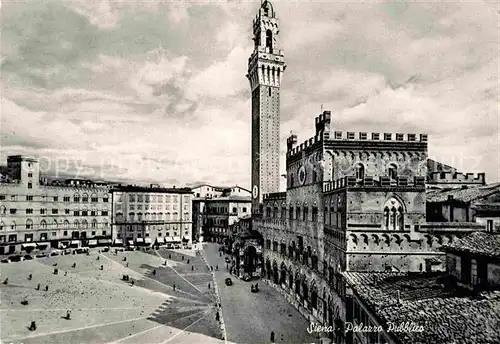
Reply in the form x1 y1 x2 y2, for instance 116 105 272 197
247 0 286 213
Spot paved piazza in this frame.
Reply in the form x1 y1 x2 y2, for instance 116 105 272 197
1 244 317 344
0 248 223 344
203 244 318 344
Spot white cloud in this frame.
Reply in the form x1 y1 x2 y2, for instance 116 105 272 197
186 46 252 100
1 1 498 188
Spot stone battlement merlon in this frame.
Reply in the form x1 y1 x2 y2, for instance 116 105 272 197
286 134 298 150
323 175 426 193
427 171 486 184
315 111 331 139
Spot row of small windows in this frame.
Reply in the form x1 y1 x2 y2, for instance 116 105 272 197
126 212 189 221
0 206 108 217
338 132 426 141
0 230 108 243
0 219 109 230
127 194 190 203
0 194 108 203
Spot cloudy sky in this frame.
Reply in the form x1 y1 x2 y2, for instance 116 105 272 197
1 0 498 189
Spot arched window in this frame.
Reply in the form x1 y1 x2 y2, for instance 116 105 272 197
0 206 6 215
91 219 97 228
82 193 89 202
266 29 273 53
64 220 70 229
383 198 405 230
74 193 80 202
137 213 143 221
26 219 33 230
74 220 79 229
388 164 398 180
129 212 135 221
104 221 108 228
40 220 47 229
0 221 4 230
82 220 88 229
53 219 58 229
355 163 365 180
11 221 16 230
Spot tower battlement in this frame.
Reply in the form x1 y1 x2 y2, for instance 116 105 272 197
286 134 298 150
286 135 324 159
315 111 331 139
427 171 486 185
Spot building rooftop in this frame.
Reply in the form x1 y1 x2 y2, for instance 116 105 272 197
442 232 500 258
194 195 251 202
343 271 500 344
111 185 192 194
190 183 250 193
471 202 500 214
426 183 500 203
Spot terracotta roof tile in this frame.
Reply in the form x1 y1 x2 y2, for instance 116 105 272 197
442 232 500 258
343 271 500 344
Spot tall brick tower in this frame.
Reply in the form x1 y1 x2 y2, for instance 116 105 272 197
247 0 286 213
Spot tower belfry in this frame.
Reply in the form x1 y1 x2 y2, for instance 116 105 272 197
247 0 286 212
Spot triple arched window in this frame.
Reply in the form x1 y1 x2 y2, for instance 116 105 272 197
383 198 404 230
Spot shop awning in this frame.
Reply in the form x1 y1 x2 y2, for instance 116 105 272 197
22 243 37 249
98 239 112 245
172 236 181 243
88 239 98 246
136 238 144 243
36 242 50 247
144 238 152 244
70 240 80 245
114 239 123 245
127 240 134 246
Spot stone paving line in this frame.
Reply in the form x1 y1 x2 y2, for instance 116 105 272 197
200 246 228 344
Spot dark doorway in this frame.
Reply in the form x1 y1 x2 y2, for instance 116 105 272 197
244 246 257 274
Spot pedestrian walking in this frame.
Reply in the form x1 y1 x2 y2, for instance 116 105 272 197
28 273 32 280
36 283 40 290
45 285 49 291
173 283 176 291
72 262 76 268
65 311 71 320
215 311 220 322
152 269 156 276
216 265 218 270
208 282 211 289
187 259 190 264
100 265 103 270
191 266 194 271
3 278 8 285
29 321 37 331
270 331 275 343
